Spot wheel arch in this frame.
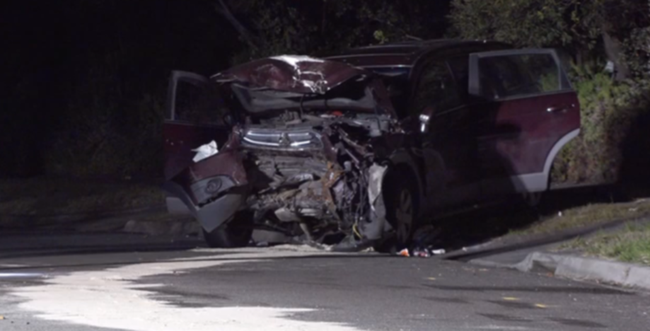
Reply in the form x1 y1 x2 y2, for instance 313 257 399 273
387 149 425 211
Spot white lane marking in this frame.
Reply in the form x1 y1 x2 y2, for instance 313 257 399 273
468 326 532 330
11 249 363 331
0 273 46 278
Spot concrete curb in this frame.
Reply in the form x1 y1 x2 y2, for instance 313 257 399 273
122 218 201 237
122 219 293 244
0 205 166 230
471 252 650 291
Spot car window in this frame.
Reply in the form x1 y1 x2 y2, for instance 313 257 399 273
372 67 411 116
412 61 462 116
448 56 501 100
173 81 224 124
479 53 564 99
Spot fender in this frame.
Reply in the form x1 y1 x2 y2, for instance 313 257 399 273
164 149 248 233
511 128 581 192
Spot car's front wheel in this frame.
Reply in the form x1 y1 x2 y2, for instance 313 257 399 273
202 212 253 248
381 169 419 250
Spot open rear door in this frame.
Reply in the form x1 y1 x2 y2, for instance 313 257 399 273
164 71 231 180
467 49 580 196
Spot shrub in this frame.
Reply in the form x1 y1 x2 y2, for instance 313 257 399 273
45 93 165 179
551 64 650 186
44 59 166 181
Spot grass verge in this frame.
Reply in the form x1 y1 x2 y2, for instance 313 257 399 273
561 222 650 266
506 198 650 238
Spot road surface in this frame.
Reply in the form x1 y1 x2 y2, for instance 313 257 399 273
0 232 648 331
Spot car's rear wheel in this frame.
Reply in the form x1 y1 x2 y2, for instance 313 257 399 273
202 212 253 248
522 192 543 208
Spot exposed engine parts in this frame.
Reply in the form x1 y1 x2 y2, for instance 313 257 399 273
241 114 398 244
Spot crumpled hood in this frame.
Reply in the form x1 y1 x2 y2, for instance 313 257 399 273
212 55 368 95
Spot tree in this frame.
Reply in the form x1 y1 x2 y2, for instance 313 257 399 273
449 0 650 79
211 0 451 64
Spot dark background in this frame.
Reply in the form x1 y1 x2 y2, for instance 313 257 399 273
0 0 240 179
0 0 450 180
1 0 648 190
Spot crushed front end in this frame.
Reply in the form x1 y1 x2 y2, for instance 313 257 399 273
166 55 407 247
239 113 398 244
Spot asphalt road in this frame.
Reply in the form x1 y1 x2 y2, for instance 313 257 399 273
0 232 649 331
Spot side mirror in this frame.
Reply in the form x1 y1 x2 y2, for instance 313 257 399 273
419 106 435 134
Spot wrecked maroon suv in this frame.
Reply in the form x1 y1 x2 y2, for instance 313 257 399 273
163 40 581 251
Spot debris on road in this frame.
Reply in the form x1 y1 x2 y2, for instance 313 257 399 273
431 248 446 255
397 248 410 257
396 246 446 258
413 247 431 258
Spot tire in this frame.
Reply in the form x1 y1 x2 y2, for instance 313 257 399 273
522 192 543 208
202 212 253 248
376 168 419 252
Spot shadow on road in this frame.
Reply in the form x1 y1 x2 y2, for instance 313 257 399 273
0 247 391 272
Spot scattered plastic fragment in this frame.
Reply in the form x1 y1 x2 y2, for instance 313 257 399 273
192 141 219 163
0 315 4 320
397 246 445 258
413 247 430 258
431 248 446 255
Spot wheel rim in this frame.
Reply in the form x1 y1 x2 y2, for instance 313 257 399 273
395 188 414 243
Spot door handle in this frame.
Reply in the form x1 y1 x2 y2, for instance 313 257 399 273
547 106 567 113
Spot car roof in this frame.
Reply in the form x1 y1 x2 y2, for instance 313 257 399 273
323 39 510 70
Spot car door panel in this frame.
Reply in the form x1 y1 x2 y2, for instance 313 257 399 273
411 58 481 209
430 106 481 206
163 70 231 180
430 107 479 188
468 49 581 196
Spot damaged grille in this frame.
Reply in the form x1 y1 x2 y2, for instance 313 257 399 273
242 129 322 150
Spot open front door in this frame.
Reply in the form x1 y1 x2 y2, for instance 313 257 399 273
467 49 581 196
164 70 231 180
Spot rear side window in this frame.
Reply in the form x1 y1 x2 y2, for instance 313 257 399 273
478 53 569 99
412 61 462 116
